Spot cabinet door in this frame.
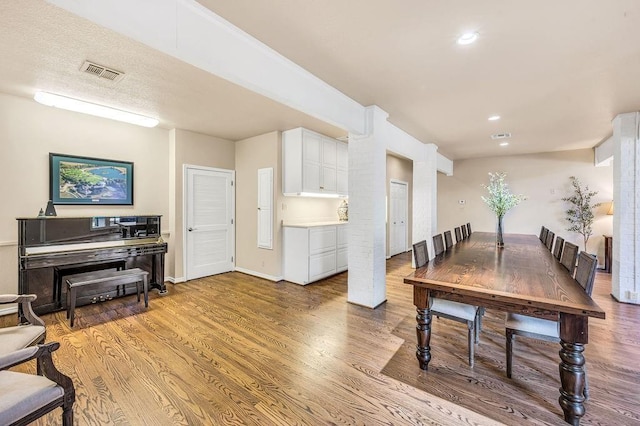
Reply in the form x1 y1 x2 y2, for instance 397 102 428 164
309 226 336 255
310 250 337 281
336 247 348 272
320 137 337 192
336 226 348 272
336 142 348 195
302 131 323 192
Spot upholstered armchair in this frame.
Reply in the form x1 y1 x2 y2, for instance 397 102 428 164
0 294 46 358
0 342 75 425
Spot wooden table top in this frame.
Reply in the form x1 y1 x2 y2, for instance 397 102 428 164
404 232 605 319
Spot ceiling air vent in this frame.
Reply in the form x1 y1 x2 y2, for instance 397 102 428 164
491 132 511 140
80 61 125 82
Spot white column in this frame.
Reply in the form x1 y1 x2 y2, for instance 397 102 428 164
611 112 640 304
347 107 388 308
412 145 438 260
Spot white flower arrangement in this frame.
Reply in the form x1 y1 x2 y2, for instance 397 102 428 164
481 172 527 218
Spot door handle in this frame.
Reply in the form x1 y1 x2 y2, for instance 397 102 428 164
188 228 193 232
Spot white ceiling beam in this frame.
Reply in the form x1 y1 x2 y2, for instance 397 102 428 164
594 135 614 167
46 0 366 135
46 0 452 170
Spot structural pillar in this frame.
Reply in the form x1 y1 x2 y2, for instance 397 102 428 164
611 112 640 304
412 145 438 261
347 106 388 308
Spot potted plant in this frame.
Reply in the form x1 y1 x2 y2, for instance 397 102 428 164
481 172 527 247
562 176 601 252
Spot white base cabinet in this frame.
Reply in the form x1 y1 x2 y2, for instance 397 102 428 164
283 224 347 285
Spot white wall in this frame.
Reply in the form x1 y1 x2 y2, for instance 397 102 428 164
0 92 170 294
235 131 283 280
438 149 613 263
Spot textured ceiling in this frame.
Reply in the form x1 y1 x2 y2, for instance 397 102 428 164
0 1 345 141
3 1 640 160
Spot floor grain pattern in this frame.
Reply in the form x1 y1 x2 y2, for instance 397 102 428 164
7 252 639 425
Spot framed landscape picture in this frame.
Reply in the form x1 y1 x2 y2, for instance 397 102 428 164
50 153 134 205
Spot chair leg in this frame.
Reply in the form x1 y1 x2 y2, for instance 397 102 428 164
468 321 475 367
474 308 484 343
506 328 514 378
62 406 74 426
478 307 485 331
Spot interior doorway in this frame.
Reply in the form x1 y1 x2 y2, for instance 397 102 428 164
389 179 408 257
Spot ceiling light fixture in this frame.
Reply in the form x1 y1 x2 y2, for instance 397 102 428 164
499 142 509 147
488 115 501 121
457 32 479 45
34 91 159 128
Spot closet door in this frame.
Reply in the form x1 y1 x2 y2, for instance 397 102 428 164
258 167 273 249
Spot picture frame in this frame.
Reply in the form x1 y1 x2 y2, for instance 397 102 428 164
49 153 134 205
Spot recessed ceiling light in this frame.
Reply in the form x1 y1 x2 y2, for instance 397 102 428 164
457 32 479 45
488 115 501 121
499 142 509 147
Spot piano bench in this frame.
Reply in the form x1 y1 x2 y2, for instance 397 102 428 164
65 268 149 327
54 260 127 308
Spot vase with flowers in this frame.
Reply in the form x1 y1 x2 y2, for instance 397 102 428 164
481 172 527 247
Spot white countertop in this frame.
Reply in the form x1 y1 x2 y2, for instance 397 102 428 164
282 221 348 228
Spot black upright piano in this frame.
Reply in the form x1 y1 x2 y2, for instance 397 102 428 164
18 215 168 315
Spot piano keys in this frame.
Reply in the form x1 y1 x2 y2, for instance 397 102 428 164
17 215 167 315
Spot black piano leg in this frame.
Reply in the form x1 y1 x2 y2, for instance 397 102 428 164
152 253 168 295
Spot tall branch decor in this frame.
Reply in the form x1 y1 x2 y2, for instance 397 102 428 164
481 172 527 247
562 176 600 252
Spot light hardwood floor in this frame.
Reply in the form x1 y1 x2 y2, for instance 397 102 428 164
7 252 640 425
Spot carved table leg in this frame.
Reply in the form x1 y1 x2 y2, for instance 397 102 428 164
414 287 432 370
559 341 586 425
559 313 588 425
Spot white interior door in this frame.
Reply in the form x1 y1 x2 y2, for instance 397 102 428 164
389 180 408 257
185 166 235 280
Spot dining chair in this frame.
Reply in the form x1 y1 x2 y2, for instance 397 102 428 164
545 230 555 251
574 252 598 295
432 234 445 256
454 227 463 243
443 231 453 250
412 241 481 367
539 226 546 241
461 225 468 239
0 294 46 371
505 251 597 398
560 242 579 276
0 342 75 425
466 222 472 236
553 236 564 261
541 227 549 244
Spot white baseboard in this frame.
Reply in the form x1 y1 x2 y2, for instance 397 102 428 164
165 276 185 284
234 267 283 282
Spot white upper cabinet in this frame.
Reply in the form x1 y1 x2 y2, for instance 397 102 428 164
336 141 348 196
283 127 347 196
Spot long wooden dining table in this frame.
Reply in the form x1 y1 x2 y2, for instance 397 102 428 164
403 232 605 425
